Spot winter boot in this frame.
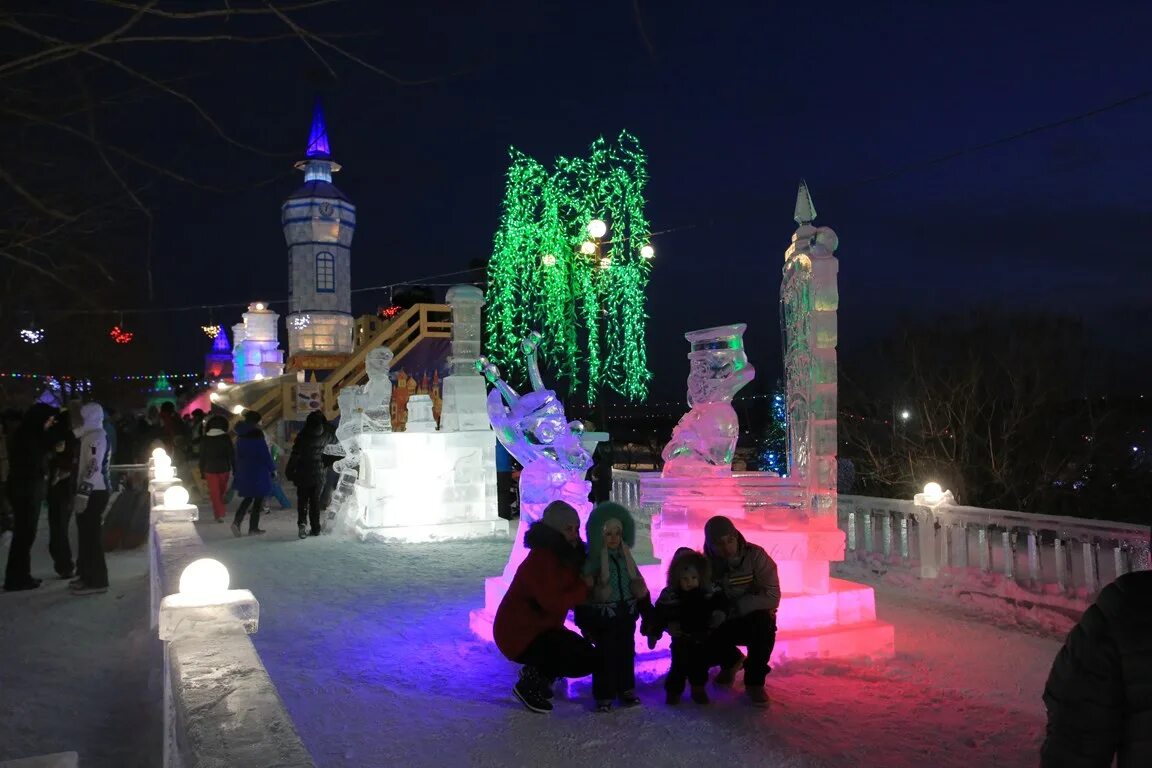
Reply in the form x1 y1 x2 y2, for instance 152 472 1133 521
298 524 308 539
714 651 746 687
514 667 553 713
745 685 770 707
595 700 613 713
618 690 641 708
690 684 710 705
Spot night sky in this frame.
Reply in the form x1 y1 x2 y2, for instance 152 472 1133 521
135 1 1152 399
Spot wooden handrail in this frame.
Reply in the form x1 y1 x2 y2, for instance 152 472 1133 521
320 303 452 418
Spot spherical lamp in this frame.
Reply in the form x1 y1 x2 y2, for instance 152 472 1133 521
163 485 190 508
178 558 230 596
587 218 607 239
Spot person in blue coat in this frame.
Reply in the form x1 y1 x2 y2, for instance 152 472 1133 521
231 410 275 537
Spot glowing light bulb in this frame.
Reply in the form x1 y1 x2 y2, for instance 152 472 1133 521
153 453 172 469
541 254 557 267
232 405 245 415
152 447 169 460
163 485 190 508
178 558 230 595
587 219 607 238
640 244 655 259
922 482 943 503
579 241 597 255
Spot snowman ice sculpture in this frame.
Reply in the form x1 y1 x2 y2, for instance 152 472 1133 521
477 332 592 577
661 324 756 477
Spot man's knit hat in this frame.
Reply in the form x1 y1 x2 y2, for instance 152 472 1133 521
704 515 739 545
541 500 580 534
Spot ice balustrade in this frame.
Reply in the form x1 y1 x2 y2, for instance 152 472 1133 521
839 494 1151 599
610 475 1151 601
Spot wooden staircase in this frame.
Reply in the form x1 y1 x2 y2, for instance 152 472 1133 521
222 303 452 429
319 303 451 419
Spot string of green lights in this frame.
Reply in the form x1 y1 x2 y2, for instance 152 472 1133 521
484 132 654 404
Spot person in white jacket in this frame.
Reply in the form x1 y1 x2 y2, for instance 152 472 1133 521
71 402 110 596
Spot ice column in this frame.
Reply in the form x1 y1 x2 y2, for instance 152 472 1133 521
781 180 840 520
439 285 489 432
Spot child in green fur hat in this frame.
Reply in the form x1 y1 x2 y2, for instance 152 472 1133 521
574 501 652 712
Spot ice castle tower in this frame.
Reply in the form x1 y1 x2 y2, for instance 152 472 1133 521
283 99 355 358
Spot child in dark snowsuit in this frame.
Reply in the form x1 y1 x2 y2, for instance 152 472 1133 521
644 547 728 705
575 501 652 712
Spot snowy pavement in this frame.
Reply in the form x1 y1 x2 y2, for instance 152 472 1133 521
189 510 1068 768
0 517 161 767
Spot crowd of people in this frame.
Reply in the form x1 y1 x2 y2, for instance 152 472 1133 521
0 399 340 595
493 501 780 713
1 400 116 594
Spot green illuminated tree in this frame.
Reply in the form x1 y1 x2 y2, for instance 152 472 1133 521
485 132 654 403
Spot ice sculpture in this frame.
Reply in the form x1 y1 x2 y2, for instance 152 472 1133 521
661 324 756 476
231 302 285 382
324 346 393 532
633 180 894 666
477 331 592 576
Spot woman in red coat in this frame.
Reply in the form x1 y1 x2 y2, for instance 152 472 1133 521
494 500 598 713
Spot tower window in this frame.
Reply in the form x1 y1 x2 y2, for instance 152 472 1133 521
316 252 335 293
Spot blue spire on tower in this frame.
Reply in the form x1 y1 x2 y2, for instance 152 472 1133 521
212 326 230 353
305 98 331 159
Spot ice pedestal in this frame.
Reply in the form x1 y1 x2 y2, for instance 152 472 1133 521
639 472 894 663
158 589 260 641
352 430 506 542
152 503 199 523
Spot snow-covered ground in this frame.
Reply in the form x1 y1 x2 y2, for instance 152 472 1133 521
0 505 1071 767
0 517 161 767
190 510 1068 768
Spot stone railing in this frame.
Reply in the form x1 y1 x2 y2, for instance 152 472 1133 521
150 516 314 768
611 472 1151 601
840 494 1151 599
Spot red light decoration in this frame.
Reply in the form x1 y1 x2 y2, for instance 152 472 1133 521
379 305 402 320
110 326 134 344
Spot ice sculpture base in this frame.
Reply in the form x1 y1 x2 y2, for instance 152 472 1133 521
152 503 199 523
638 471 894 662
353 430 502 543
469 563 894 662
158 589 259 641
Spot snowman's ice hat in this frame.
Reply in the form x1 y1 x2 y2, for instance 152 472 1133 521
686 323 748 353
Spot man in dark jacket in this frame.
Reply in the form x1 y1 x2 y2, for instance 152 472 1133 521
1041 570 1152 767
4 404 59 591
286 411 335 538
703 515 781 707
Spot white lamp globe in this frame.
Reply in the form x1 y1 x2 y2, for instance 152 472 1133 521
178 558 230 596
579 241 597 255
587 218 607 239
640 244 655 259
163 485 190 508
154 465 175 481
153 453 172 469
922 482 943 502
152 447 169 460
231 405 245 415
